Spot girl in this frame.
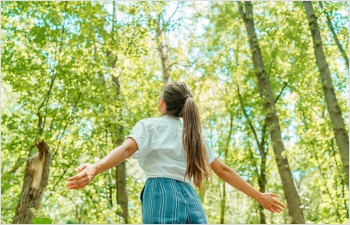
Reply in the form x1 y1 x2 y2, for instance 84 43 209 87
67 81 285 224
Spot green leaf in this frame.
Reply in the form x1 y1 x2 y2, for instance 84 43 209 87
32 218 53 224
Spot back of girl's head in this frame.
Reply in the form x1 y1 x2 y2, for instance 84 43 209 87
162 81 211 190
162 82 192 116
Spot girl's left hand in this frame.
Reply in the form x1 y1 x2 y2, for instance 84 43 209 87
257 192 286 213
66 163 98 190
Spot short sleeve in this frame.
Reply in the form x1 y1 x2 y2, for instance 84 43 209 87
126 120 151 159
202 128 218 164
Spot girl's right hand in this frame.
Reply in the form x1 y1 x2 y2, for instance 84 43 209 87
257 192 286 213
66 163 98 190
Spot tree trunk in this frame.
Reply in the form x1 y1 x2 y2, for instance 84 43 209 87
318 1 349 69
156 3 170 84
300 103 343 220
116 162 128 224
113 106 128 224
106 3 129 222
237 82 268 223
303 1 349 185
237 78 288 223
220 181 226 224
233 36 269 223
13 4 68 223
331 139 350 219
257 139 267 224
238 1 305 223
13 141 52 224
219 114 233 224
111 70 128 224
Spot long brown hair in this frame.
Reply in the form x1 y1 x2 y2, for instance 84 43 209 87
162 81 211 190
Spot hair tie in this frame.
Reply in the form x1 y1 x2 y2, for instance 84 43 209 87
182 95 190 104
185 95 191 100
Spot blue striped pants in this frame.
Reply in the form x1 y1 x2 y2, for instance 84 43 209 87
140 177 208 224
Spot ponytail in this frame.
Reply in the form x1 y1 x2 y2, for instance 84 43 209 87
182 96 211 190
162 81 212 190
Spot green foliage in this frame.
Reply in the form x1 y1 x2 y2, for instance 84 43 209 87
30 205 74 224
32 218 52 224
2 1 348 224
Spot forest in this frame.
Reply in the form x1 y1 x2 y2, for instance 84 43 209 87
1 0 349 224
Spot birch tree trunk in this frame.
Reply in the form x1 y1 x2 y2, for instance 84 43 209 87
238 1 305 223
303 1 349 185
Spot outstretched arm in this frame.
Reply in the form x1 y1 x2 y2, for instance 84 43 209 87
210 158 285 213
66 138 138 190
93 138 138 174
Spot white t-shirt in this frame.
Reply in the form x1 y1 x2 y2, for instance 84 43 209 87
127 115 218 183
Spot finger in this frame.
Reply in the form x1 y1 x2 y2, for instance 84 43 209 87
67 176 89 187
75 164 88 173
269 207 279 213
67 171 87 181
67 175 81 182
274 200 286 208
268 203 281 213
67 179 89 189
68 181 89 190
264 205 276 213
270 193 280 198
68 182 88 190
273 204 283 212
75 164 87 173
268 208 276 213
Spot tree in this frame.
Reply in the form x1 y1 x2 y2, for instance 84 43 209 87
238 1 305 223
303 1 349 185
12 2 68 223
318 1 349 69
1 1 348 223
